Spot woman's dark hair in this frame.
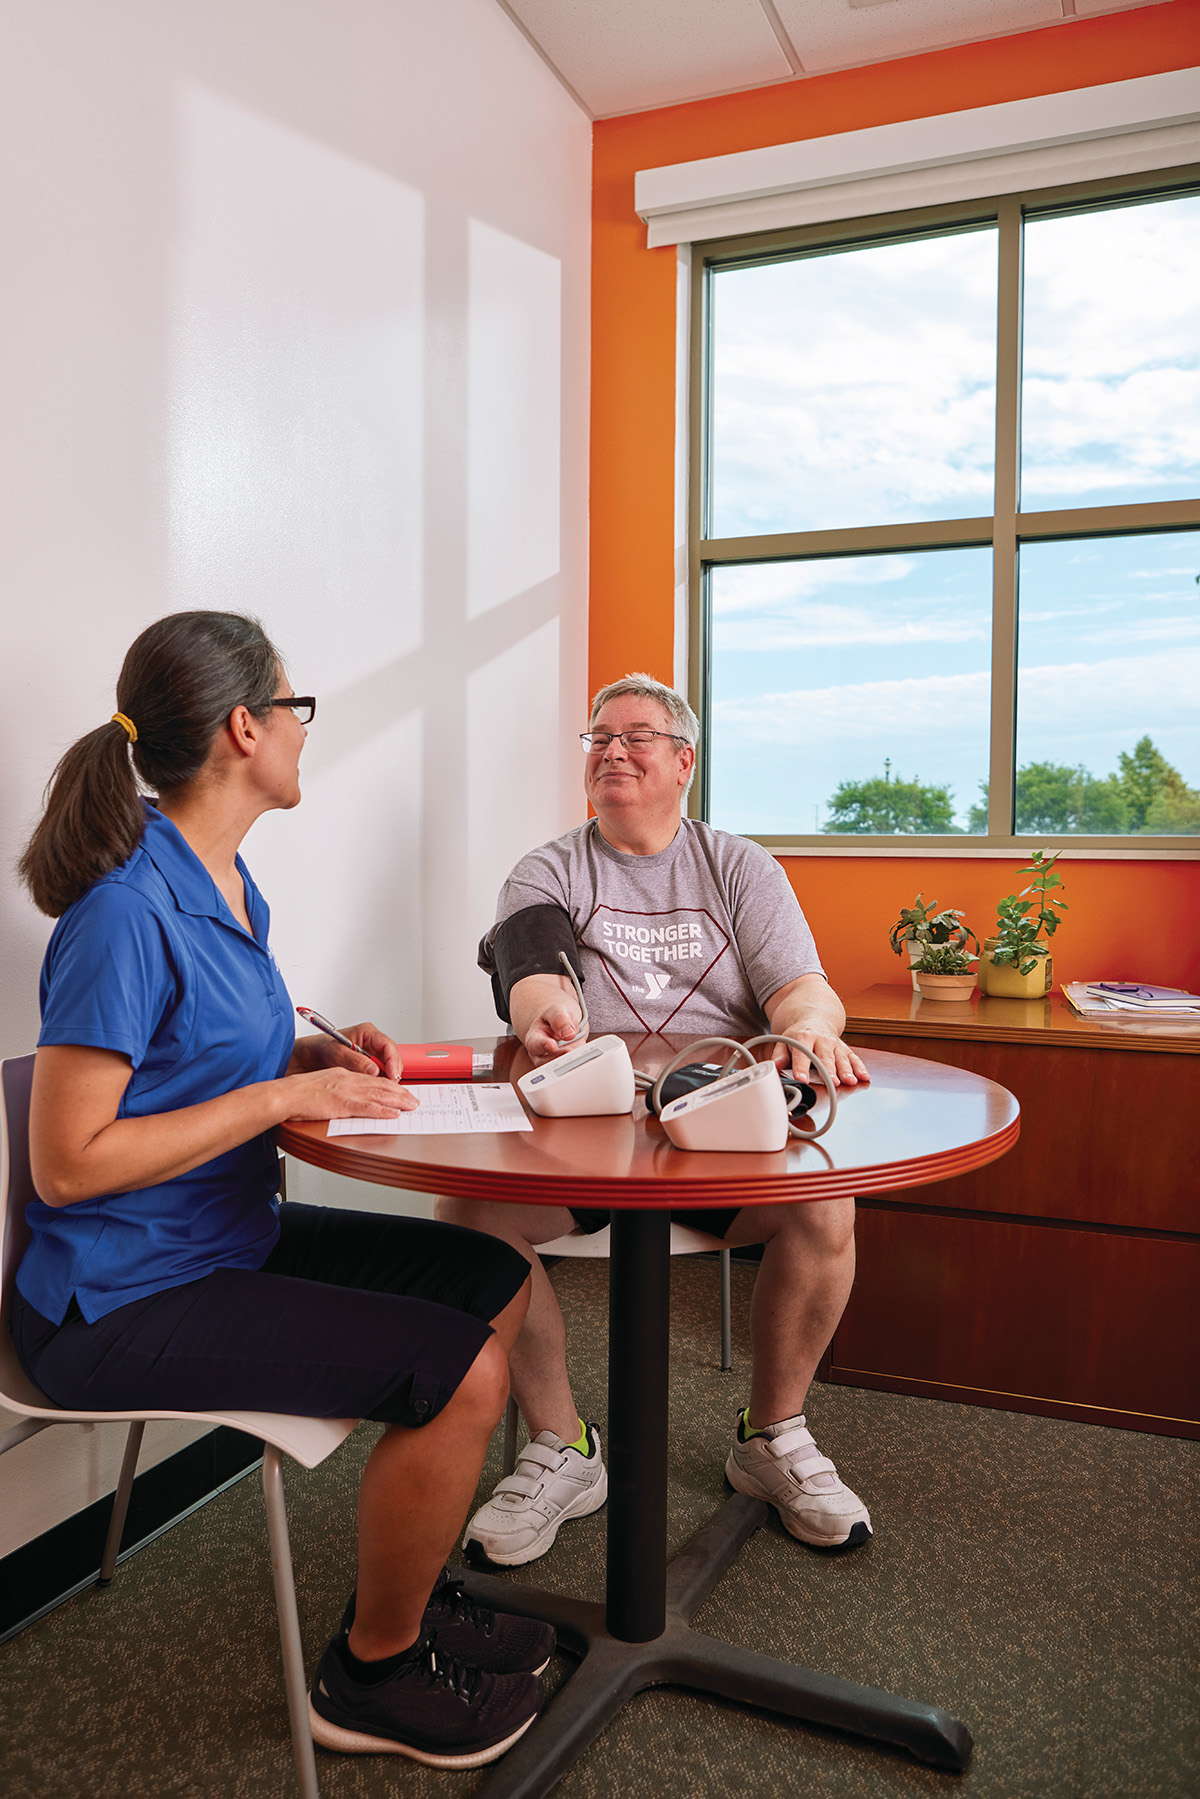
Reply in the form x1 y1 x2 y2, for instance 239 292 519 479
18 611 282 916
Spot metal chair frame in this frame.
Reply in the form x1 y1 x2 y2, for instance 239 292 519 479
0 1053 358 1798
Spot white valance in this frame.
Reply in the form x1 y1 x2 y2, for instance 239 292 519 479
635 67 1200 247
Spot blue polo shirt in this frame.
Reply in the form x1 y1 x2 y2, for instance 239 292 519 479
18 803 293 1324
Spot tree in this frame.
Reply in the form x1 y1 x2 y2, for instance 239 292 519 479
969 764 1129 833
1017 763 1129 833
823 774 959 834
1118 736 1174 830
1118 736 1200 833
1144 780 1200 834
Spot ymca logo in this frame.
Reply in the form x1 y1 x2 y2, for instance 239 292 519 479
579 904 731 1034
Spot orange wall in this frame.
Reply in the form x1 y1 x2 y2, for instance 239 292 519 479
590 0 1200 996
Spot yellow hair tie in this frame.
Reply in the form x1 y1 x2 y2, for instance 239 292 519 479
111 712 138 744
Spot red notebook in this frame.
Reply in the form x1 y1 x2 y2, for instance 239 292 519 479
394 1044 481 1080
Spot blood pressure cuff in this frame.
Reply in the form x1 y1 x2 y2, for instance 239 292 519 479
479 904 583 1025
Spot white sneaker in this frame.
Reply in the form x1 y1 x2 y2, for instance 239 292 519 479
463 1426 608 1568
725 1411 872 1549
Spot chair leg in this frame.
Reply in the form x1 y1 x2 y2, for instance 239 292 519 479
720 1248 733 1373
262 1447 320 1799
97 1420 145 1585
502 1393 520 1477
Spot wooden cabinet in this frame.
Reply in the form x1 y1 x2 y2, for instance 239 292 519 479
829 987 1199 1439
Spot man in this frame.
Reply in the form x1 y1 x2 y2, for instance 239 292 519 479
438 674 871 1568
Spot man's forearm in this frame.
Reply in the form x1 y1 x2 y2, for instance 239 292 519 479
765 975 846 1044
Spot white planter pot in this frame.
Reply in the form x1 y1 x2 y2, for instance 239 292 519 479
914 971 978 1002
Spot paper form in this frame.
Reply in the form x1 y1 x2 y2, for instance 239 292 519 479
327 1083 532 1136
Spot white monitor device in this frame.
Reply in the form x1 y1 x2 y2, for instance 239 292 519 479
659 1058 789 1152
517 1035 636 1118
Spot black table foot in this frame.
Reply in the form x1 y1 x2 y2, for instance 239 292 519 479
459 1494 972 1797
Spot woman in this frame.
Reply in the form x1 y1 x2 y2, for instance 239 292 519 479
13 610 545 1769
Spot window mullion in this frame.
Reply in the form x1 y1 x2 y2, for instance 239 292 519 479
689 255 713 820
988 195 1022 838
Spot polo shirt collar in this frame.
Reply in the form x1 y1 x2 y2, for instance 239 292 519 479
138 802 268 943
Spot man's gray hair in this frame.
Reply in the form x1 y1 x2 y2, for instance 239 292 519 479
588 673 700 748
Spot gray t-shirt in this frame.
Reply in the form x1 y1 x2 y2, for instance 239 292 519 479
483 818 823 1039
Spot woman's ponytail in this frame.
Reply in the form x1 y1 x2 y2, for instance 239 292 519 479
18 723 146 916
18 611 281 917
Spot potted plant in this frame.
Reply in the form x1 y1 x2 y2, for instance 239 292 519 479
911 942 979 1002
889 895 980 991
979 850 1067 998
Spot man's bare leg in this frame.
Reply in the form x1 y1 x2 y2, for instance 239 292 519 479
721 1196 869 1547
436 1196 582 1442
722 1195 856 1425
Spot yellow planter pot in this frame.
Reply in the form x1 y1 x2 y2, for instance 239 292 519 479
979 943 1053 999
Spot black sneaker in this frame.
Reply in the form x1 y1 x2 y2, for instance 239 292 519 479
338 1568 556 1674
309 1632 540 1768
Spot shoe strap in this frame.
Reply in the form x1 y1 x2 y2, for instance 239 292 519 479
515 1442 564 1473
767 1424 836 1478
491 1472 544 1499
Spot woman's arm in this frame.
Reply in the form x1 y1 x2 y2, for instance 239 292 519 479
29 1042 416 1208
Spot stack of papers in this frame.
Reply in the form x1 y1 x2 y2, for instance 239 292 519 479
1064 982 1200 1020
328 1083 532 1136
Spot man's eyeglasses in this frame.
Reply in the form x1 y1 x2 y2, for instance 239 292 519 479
580 730 687 753
272 696 317 725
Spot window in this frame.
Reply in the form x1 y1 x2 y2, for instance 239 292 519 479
690 173 1200 848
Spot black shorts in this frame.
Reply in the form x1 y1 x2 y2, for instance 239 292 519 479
569 1206 741 1241
10 1204 529 1429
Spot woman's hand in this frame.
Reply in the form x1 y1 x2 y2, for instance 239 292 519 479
289 1019 405 1082
280 1066 417 1121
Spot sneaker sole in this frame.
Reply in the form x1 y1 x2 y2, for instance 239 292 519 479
309 1701 536 1769
463 1467 609 1568
724 1459 872 1550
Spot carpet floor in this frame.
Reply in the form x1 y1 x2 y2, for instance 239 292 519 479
1 1256 1196 1798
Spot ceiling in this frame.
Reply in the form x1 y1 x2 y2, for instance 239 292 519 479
493 0 1164 119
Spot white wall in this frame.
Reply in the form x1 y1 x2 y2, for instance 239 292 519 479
0 0 589 1553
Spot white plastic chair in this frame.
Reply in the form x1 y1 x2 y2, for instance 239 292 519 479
502 1221 733 1475
0 1054 356 1799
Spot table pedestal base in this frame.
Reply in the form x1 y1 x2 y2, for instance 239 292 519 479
461 1493 972 1796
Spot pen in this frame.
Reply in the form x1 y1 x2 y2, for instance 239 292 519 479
296 1007 385 1072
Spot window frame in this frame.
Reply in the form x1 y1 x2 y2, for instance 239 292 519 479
686 162 1200 857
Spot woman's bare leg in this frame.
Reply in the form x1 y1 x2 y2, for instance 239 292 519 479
349 1274 532 1661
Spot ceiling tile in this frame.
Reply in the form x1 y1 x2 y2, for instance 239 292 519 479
503 0 793 116
1071 0 1164 15
772 0 1064 74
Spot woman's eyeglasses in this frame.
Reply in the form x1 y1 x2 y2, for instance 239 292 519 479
272 697 317 725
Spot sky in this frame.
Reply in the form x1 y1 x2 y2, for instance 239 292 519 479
706 191 1200 834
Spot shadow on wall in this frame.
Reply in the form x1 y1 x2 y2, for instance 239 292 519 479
161 86 575 1044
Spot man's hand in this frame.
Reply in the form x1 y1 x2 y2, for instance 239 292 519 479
770 1028 868 1089
509 973 588 1064
764 974 870 1089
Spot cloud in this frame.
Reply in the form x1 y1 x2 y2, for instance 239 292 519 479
1017 650 1200 727
712 648 1200 751
713 606 988 651
714 670 990 743
711 555 915 614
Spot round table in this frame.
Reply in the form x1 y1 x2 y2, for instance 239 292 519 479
280 1037 1019 1793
